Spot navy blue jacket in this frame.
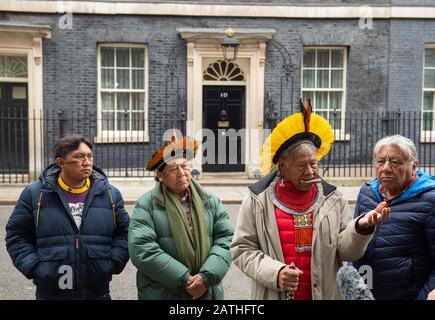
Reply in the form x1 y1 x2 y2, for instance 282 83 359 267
5 164 130 299
353 170 435 300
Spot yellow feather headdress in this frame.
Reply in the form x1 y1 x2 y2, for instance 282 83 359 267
146 129 199 171
259 98 334 175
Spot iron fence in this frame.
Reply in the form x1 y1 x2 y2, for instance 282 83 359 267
1 109 434 183
319 111 435 177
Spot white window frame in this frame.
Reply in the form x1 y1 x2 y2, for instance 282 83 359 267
0 54 28 82
301 46 349 141
421 44 435 143
95 43 149 143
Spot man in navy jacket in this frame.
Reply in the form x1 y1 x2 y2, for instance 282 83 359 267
5 134 130 299
353 135 435 300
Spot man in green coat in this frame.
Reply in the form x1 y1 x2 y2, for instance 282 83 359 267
128 133 234 299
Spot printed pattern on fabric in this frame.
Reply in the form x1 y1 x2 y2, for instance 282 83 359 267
294 213 313 253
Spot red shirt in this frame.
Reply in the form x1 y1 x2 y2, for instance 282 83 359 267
275 180 317 300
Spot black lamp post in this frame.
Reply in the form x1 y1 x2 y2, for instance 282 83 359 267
222 27 239 61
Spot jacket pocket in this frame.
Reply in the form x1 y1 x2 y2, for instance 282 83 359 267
85 245 113 287
35 246 70 290
38 246 68 261
321 215 338 247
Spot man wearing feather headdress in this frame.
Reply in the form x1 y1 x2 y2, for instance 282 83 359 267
231 99 389 300
128 131 234 300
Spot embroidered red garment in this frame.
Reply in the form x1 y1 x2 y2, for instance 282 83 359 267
275 180 317 211
275 180 317 300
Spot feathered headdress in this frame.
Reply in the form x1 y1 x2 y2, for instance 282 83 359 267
146 129 199 171
259 98 334 175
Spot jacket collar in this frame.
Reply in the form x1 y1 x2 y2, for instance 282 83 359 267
39 163 108 193
369 169 435 204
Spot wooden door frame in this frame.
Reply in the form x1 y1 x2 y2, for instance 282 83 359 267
179 28 274 178
0 24 51 180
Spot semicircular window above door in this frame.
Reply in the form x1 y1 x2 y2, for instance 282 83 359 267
203 60 245 81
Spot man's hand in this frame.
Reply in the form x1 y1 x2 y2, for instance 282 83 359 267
357 201 390 229
186 274 207 300
427 289 435 300
278 263 303 292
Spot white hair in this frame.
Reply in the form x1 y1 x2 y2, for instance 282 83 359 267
280 141 317 165
373 135 417 163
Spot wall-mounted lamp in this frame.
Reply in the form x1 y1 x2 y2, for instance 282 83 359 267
222 26 240 61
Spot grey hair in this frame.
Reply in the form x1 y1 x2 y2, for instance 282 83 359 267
280 142 317 165
373 135 417 163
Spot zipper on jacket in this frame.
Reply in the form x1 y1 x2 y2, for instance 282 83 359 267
74 235 81 298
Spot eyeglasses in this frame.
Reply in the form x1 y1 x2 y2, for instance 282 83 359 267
70 154 94 163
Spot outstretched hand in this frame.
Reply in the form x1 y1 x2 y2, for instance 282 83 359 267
357 201 391 229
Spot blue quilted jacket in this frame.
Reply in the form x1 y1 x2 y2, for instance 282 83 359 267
5 164 130 299
353 170 435 300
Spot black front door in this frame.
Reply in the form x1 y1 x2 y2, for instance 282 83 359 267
202 86 245 172
0 83 29 173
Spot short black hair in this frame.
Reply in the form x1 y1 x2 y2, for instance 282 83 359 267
54 134 93 159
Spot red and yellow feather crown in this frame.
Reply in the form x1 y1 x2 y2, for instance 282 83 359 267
146 130 199 171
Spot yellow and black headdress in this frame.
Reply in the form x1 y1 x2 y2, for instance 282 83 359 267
146 130 199 171
259 98 334 175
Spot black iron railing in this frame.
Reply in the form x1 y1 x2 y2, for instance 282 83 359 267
1 109 434 183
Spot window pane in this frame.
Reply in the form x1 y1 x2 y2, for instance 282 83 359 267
132 112 144 131
317 50 329 68
303 50 315 68
117 92 129 111
331 49 344 68
117 111 130 130
316 92 328 109
12 86 26 99
101 92 115 110
102 112 114 130
101 48 114 67
317 70 329 88
101 69 114 89
303 70 315 88
116 48 129 67
116 69 130 89
425 48 435 68
132 48 144 68
331 70 343 88
317 111 328 119
423 112 433 131
424 69 435 88
131 93 144 110
132 70 144 89
330 92 342 110
0 55 27 78
423 92 434 111
330 111 341 130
